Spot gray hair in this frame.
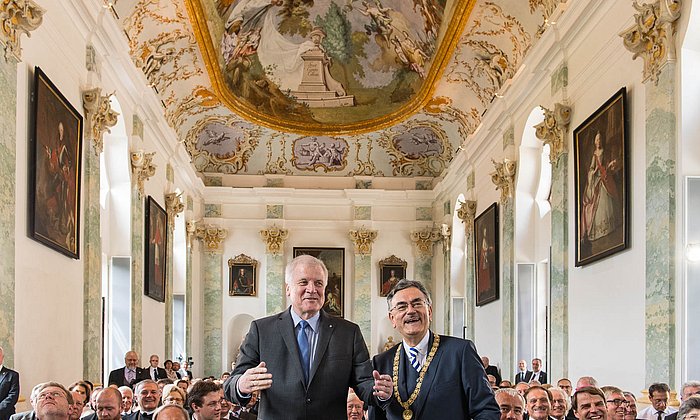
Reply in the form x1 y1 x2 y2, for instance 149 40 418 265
601 386 624 399
550 387 571 412
495 387 526 408
576 376 598 388
385 279 432 310
679 396 700 420
681 381 700 400
134 379 158 396
285 255 328 285
36 382 73 405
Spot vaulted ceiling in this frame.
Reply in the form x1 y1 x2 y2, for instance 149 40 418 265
112 0 560 185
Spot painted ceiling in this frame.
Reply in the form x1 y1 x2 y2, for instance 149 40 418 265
113 0 562 182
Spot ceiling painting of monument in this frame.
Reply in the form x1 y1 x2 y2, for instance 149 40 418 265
114 0 563 182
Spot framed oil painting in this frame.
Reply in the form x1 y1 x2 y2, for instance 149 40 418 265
574 87 629 267
28 67 83 259
228 254 258 296
475 203 499 306
293 247 344 317
145 196 167 302
378 255 407 297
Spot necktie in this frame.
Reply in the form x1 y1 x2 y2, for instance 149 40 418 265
126 368 135 383
297 320 310 383
152 368 157 380
657 412 664 420
408 347 421 371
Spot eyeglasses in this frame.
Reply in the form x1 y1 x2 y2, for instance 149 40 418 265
38 391 66 401
390 299 428 313
606 399 630 407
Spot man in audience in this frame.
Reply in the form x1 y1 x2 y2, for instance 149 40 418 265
556 379 575 420
124 380 160 420
531 359 547 384
525 386 552 420
0 346 20 420
10 382 43 420
550 387 570 420
665 381 700 420
500 381 513 388
35 383 72 420
601 386 626 420
488 375 499 389
177 363 192 381
226 255 392 420
218 389 232 420
515 382 530 397
108 352 148 388
93 388 122 420
146 356 167 382
482 357 503 385
623 392 637 420
369 279 499 419
347 389 365 420
576 377 598 391
515 360 531 384
187 381 221 420
67 390 84 420
152 405 189 420
638 383 677 420
117 387 133 416
572 387 607 420
495 388 525 420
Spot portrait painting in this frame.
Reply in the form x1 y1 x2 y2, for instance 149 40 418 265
28 67 83 259
293 247 344 317
228 254 258 296
145 196 168 302
574 87 628 267
474 202 499 306
378 255 407 297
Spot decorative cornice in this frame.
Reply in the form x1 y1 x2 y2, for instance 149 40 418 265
534 103 572 164
130 150 156 199
186 220 197 248
195 223 227 252
619 0 681 85
82 87 119 155
0 0 44 62
349 227 378 255
491 158 517 204
410 228 441 257
164 192 184 232
456 200 477 239
260 225 288 255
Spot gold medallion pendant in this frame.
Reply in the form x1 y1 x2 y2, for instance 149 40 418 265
403 409 413 420
392 334 441 420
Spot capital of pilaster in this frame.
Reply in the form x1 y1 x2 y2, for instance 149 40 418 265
82 87 119 155
195 224 227 252
260 225 288 255
130 150 156 199
619 0 681 85
410 228 441 257
456 200 477 239
535 103 571 164
439 224 451 252
165 192 184 232
491 158 517 205
186 220 197 247
0 0 44 62
349 227 378 255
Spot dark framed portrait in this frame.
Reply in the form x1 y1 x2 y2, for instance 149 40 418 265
378 255 407 297
145 196 167 302
475 202 499 306
28 67 83 259
228 254 258 296
293 247 344 317
574 87 629 267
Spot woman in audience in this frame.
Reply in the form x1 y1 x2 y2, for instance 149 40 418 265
175 379 189 393
68 381 91 417
164 360 179 381
679 396 700 420
161 384 186 407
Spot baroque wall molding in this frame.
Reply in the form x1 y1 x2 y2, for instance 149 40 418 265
456 200 477 239
164 192 184 232
82 87 119 155
491 158 517 204
410 228 441 257
130 150 156 199
349 227 378 255
534 103 572 164
619 0 681 85
0 0 44 62
260 225 288 255
195 223 227 252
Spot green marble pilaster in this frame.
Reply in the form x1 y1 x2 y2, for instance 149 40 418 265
131 186 144 355
202 250 223 376
353 254 371 342
266 254 285 315
414 256 432 294
464 236 475 341
645 64 676 386
0 59 16 365
83 145 102 382
185 241 193 358
165 226 174 358
549 155 569 380
501 200 515 377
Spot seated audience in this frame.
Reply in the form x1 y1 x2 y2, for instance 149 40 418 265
117 387 133 416
516 382 530 396
35 382 73 420
10 382 43 420
160 385 185 407
152 405 189 420
347 388 365 420
93 388 122 420
576 377 598 391
623 392 638 420
186 381 222 420
550 387 570 420
667 382 700 420
495 388 525 420
601 386 626 420
124 380 160 420
67 390 84 420
677 396 700 420
173 380 188 394
573 386 607 420
638 383 677 420
163 361 179 382
67 382 90 419
525 385 552 420
500 380 514 388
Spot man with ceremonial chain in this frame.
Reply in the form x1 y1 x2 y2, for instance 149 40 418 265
369 279 500 420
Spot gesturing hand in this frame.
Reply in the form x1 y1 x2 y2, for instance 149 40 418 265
372 370 393 401
238 362 273 395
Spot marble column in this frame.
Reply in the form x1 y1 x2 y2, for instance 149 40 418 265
260 225 289 315
130 186 144 355
410 228 440 293
440 225 451 334
185 221 196 358
457 199 477 340
164 193 184 358
196 224 227 376
349 227 377 342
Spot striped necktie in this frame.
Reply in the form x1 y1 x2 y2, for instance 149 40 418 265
408 347 421 371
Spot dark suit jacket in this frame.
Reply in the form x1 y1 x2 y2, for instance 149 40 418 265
369 332 500 420
8 411 34 420
225 308 382 420
515 370 532 384
485 365 502 384
108 366 149 388
531 371 547 384
0 366 20 420
666 413 678 420
145 367 167 381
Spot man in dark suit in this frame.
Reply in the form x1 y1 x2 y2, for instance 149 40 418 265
515 360 532 384
530 358 547 384
369 279 500 420
124 380 160 420
482 356 502 385
108 351 148 388
145 355 167 382
0 347 20 420
225 255 393 420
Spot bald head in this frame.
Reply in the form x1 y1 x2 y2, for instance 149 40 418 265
96 388 122 420
124 351 139 369
153 404 189 420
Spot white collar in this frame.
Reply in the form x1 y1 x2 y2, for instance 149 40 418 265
290 308 321 332
402 331 430 358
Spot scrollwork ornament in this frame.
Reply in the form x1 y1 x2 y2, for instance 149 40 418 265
260 225 289 255
456 200 477 239
410 228 441 257
82 87 119 155
130 150 156 199
164 192 184 232
534 103 571 164
491 158 517 204
0 0 44 62
186 220 197 247
349 227 378 255
195 223 227 252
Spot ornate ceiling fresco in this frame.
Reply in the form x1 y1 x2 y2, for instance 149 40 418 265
113 0 564 182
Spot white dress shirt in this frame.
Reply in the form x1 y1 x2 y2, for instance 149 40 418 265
638 406 678 420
